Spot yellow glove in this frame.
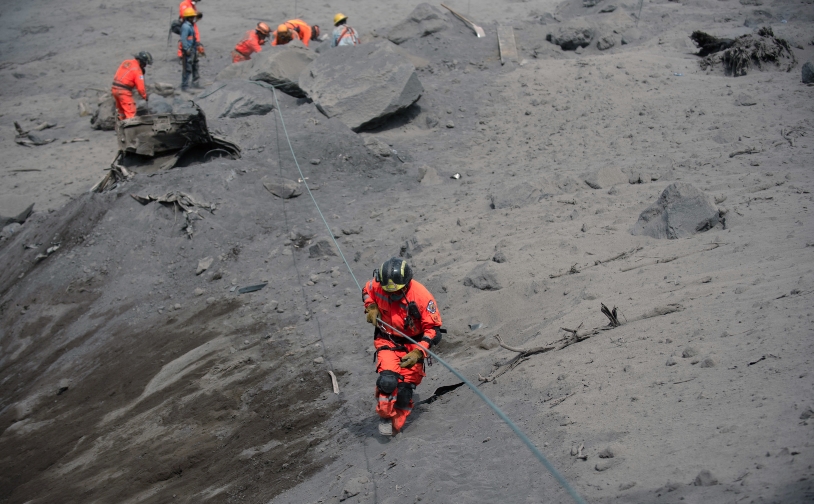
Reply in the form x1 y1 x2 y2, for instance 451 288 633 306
365 305 379 325
399 349 424 368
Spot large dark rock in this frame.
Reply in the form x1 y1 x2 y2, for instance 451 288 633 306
0 195 34 227
631 183 720 239
802 62 814 84
300 40 424 132
547 19 595 50
90 94 117 131
216 42 315 98
146 93 173 114
198 80 275 119
387 3 447 44
463 263 503 291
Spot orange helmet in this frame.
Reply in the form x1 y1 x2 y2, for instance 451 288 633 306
256 22 271 36
277 24 289 34
182 7 196 18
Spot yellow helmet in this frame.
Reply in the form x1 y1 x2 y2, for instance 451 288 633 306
182 7 196 18
333 13 348 26
277 24 289 34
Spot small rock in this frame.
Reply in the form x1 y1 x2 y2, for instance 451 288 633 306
57 378 71 395
194 288 205 296
693 470 718 486
799 407 814 420
463 263 503 291
597 36 615 50
314 357 324 364
682 346 699 358
445 120 455 128
598 447 616 458
196 257 214 275
309 239 337 258
310 158 321 165
206 297 216 304
477 337 499 350
492 251 507 263
666 357 678 366
802 62 814 84
619 481 636 491
735 93 756 106
595 459 620 471
699 356 716 368
174 303 181 310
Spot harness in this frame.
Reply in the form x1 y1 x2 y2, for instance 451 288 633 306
337 26 359 45
112 81 133 91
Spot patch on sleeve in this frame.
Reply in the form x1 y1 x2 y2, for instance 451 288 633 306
426 300 437 314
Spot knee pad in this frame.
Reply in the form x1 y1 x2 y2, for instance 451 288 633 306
395 382 415 408
376 370 400 395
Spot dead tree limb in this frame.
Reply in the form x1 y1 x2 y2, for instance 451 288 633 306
550 246 643 279
620 243 721 272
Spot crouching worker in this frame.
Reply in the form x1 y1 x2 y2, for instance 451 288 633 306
232 22 271 62
363 257 443 436
111 51 152 120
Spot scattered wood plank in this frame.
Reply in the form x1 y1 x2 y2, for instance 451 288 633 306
619 243 721 272
729 146 761 158
497 25 518 65
328 370 339 394
550 246 643 278
441 3 486 38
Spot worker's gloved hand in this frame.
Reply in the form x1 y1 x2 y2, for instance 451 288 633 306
198 45 206 56
365 305 379 325
399 349 424 368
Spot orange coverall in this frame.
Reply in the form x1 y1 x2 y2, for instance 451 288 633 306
271 19 312 47
363 278 442 432
111 59 146 120
232 30 265 62
177 0 201 57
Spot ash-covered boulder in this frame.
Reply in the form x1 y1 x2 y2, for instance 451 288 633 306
547 19 595 50
0 195 34 227
300 40 424 132
146 93 173 114
387 3 447 44
198 80 275 119
463 263 503 291
216 42 315 98
631 183 720 239
263 176 302 199
90 94 117 131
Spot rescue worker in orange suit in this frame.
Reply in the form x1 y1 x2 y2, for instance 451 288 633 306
363 257 443 436
179 8 201 91
111 51 152 120
232 22 271 63
271 20 320 47
177 0 204 58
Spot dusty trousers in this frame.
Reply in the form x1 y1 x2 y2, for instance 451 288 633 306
181 51 199 90
375 340 425 432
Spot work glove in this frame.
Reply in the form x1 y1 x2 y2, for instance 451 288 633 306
365 305 379 325
399 349 424 369
198 45 206 56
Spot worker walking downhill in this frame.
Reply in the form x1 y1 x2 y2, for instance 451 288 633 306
271 19 320 47
177 0 204 59
111 51 152 120
232 22 271 62
363 258 443 436
179 8 201 91
331 13 360 47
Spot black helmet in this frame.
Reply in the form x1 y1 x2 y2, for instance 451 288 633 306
135 51 153 66
377 257 412 293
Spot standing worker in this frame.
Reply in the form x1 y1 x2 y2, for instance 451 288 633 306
232 22 271 62
179 8 201 91
271 19 320 47
363 257 443 436
177 0 204 59
331 13 360 47
111 51 152 120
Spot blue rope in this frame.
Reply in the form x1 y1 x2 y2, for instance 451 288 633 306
269 86 587 504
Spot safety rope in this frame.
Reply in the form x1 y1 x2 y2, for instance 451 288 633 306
268 86 587 504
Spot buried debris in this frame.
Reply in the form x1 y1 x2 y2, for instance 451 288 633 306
92 103 240 192
130 191 215 238
478 302 683 382
238 283 267 294
693 27 797 76
14 121 56 146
